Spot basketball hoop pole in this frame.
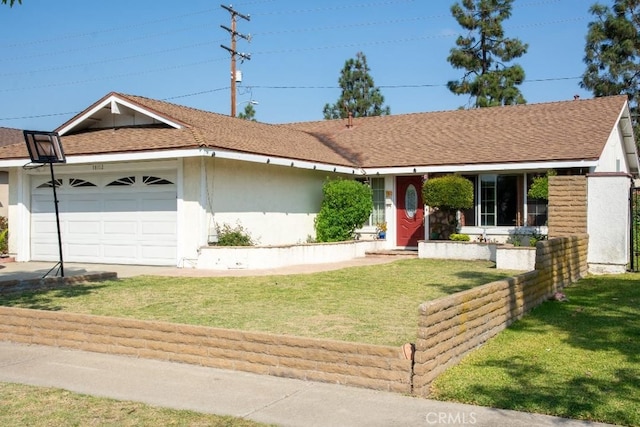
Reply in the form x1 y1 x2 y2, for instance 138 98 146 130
45 161 64 278
22 130 66 278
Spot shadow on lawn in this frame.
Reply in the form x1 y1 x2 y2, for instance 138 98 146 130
466 358 639 425
550 275 640 362
457 274 640 425
0 283 107 311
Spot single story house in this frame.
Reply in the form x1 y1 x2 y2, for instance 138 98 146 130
0 92 637 268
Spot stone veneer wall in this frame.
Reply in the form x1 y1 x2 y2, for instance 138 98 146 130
412 234 588 396
0 306 412 394
547 176 588 237
0 235 588 396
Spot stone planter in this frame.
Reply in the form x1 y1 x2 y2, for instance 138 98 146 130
418 240 535 271
197 240 385 270
418 240 497 261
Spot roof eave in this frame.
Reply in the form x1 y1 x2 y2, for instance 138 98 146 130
362 159 600 176
0 147 363 175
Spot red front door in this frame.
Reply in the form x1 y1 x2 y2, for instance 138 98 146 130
396 176 424 247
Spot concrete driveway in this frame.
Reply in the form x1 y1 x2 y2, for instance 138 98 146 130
0 254 410 282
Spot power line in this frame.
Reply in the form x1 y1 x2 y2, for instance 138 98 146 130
0 25 218 63
0 41 224 77
0 8 219 49
0 75 585 122
0 58 227 93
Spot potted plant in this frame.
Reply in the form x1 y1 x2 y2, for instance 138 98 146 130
376 222 387 239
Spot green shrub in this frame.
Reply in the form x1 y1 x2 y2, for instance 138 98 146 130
0 216 7 254
422 175 474 210
215 223 254 246
528 169 556 200
315 179 373 242
450 233 470 241
529 231 547 247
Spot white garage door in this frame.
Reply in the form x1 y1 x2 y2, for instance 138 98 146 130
31 173 177 265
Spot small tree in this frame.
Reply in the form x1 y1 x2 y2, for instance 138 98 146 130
323 52 391 119
315 179 373 242
422 175 474 239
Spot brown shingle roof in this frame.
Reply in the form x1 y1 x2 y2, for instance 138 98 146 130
0 93 358 167
0 94 628 170
97 93 358 167
0 127 23 147
285 95 629 168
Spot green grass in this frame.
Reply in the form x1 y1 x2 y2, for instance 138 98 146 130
0 259 518 346
2 261 639 425
429 273 640 426
0 382 269 426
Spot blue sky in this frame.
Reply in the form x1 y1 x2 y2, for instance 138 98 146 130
1 0 596 131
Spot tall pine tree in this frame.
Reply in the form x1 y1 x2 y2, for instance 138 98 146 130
237 103 257 121
323 52 390 119
581 0 640 136
447 0 528 107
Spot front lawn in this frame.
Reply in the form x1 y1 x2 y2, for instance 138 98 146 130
0 259 518 346
0 382 267 427
430 273 640 426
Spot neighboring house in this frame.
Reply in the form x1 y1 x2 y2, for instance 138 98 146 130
0 127 24 219
0 92 636 268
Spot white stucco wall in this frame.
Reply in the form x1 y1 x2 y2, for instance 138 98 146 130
587 174 632 273
595 121 631 174
7 168 30 261
178 157 207 265
202 157 341 248
0 171 8 219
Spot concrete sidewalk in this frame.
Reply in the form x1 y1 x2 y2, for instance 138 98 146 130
0 342 613 427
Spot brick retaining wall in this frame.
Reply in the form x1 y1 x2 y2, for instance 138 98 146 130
0 236 588 396
0 306 412 393
412 234 588 396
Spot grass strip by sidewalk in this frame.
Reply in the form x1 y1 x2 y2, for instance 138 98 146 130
0 382 269 427
429 273 640 427
0 259 520 347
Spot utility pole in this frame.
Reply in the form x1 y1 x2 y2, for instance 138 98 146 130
220 4 250 117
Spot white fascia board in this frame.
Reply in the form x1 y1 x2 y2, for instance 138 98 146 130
0 149 204 168
362 160 599 176
63 149 203 164
57 95 184 136
0 158 31 168
0 147 363 175
616 102 640 177
203 147 363 175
